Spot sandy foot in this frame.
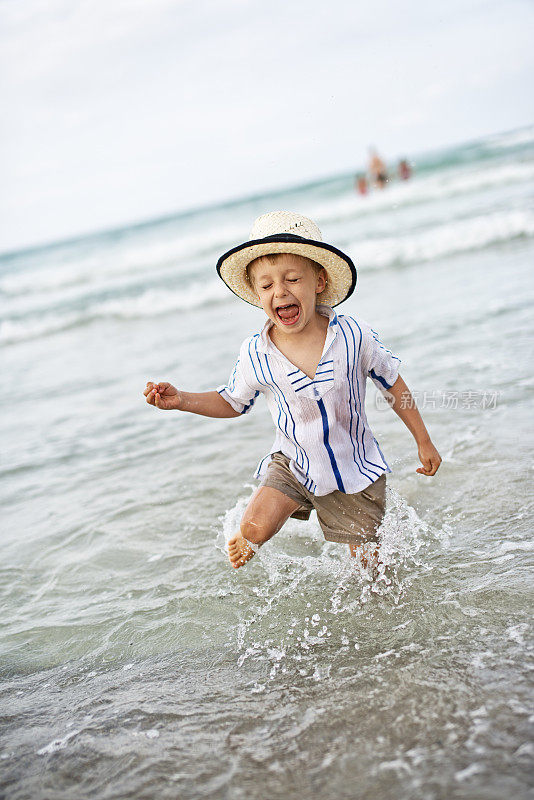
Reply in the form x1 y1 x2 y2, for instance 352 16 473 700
228 534 257 569
349 542 380 571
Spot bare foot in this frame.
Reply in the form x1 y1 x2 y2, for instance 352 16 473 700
349 542 379 571
228 534 257 569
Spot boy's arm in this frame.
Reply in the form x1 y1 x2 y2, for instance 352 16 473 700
144 382 240 418
175 389 242 418
386 374 442 476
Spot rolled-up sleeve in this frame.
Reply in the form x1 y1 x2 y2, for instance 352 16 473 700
216 340 261 415
363 325 401 391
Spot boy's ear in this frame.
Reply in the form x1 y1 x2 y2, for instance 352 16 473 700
316 268 328 294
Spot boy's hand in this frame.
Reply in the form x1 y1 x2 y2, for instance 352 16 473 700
416 439 442 476
144 381 181 411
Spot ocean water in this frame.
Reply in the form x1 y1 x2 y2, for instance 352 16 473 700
1 127 533 799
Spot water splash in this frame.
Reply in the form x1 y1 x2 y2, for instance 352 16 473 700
216 486 436 682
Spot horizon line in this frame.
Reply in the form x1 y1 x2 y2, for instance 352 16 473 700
1 122 531 262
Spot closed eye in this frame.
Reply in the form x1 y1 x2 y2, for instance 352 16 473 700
287 278 299 283
260 284 272 290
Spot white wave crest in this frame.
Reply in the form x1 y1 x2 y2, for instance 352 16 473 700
96 279 228 319
0 279 228 345
348 209 534 270
306 161 534 228
0 221 244 298
486 127 534 150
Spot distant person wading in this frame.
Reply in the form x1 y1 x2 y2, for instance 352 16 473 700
368 148 388 188
398 158 412 180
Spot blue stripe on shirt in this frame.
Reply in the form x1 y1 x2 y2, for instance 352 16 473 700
292 368 333 387
317 398 345 492
346 318 387 475
251 339 309 477
294 377 334 392
250 339 293 455
261 348 312 483
248 340 312 484
369 368 393 390
338 318 377 481
229 359 239 392
241 390 260 414
374 437 389 471
371 329 399 360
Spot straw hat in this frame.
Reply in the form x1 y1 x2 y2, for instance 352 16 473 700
216 211 357 308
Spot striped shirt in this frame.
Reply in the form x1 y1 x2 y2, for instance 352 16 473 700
217 305 401 496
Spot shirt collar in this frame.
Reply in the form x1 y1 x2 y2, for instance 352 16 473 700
257 304 338 354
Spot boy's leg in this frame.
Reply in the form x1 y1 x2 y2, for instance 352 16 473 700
314 474 387 569
348 541 380 569
228 487 301 569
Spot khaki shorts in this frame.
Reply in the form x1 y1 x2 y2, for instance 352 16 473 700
260 452 387 545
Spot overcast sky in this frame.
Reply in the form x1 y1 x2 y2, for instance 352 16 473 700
1 0 533 253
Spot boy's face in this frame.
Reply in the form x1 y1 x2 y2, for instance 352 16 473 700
248 253 327 335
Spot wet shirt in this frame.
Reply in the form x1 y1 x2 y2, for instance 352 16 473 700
217 305 401 496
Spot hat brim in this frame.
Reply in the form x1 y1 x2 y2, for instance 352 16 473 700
216 233 357 308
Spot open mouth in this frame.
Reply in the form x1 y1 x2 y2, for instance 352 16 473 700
275 303 301 325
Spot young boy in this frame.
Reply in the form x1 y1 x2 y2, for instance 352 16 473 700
144 212 441 569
